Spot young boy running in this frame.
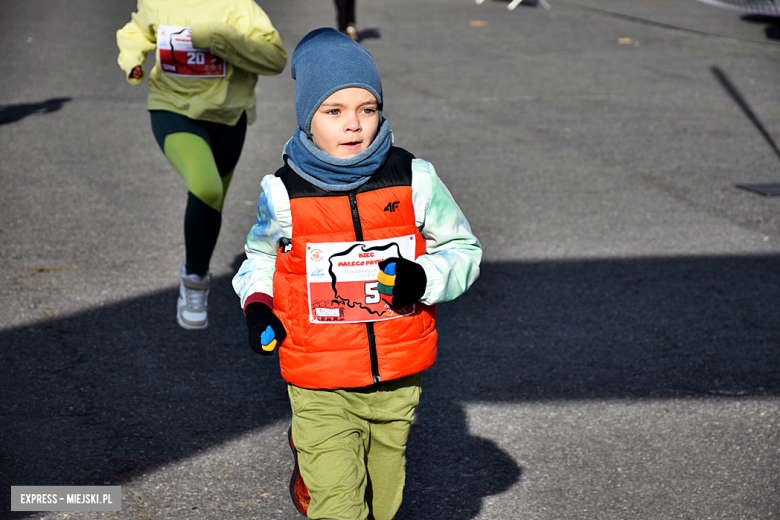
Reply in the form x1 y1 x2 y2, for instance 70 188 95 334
233 28 482 519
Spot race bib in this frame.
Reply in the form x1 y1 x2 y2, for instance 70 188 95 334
157 25 225 77
306 235 417 324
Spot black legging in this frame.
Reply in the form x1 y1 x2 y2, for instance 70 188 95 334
334 0 355 32
150 110 247 276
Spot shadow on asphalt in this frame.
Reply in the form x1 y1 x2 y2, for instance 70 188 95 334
2 255 779 518
356 27 381 43
711 65 780 164
0 98 72 125
741 14 780 40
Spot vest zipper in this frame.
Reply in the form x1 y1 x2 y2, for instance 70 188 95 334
366 323 381 384
349 193 364 241
349 193 381 384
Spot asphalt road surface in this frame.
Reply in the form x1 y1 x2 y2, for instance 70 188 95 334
1 0 779 518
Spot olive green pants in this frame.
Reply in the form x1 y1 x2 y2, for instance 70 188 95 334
288 373 422 520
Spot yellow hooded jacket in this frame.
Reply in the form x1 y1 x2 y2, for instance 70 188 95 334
117 0 287 125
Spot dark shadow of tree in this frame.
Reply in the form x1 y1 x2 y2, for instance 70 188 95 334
398 254 780 518
2 255 779 518
0 98 72 125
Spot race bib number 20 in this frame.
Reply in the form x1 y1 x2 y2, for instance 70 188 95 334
306 235 417 324
157 25 225 77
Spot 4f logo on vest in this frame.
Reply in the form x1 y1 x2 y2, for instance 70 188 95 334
384 201 400 212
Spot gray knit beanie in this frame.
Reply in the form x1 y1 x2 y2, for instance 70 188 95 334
290 28 383 136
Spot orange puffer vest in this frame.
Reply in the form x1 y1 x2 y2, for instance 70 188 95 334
273 148 437 390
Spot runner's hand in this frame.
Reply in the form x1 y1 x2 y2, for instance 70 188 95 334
245 302 287 355
129 66 143 80
377 257 427 309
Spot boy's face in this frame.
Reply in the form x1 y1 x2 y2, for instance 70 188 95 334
310 88 379 159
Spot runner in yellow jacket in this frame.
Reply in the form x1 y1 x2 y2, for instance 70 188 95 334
117 0 287 330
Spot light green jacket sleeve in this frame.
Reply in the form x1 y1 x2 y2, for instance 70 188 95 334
411 159 482 305
116 6 156 85
232 174 290 308
190 3 286 77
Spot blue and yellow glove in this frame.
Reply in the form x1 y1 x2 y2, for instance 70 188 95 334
377 257 427 309
245 302 287 355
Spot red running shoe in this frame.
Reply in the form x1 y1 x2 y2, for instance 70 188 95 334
288 425 311 516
